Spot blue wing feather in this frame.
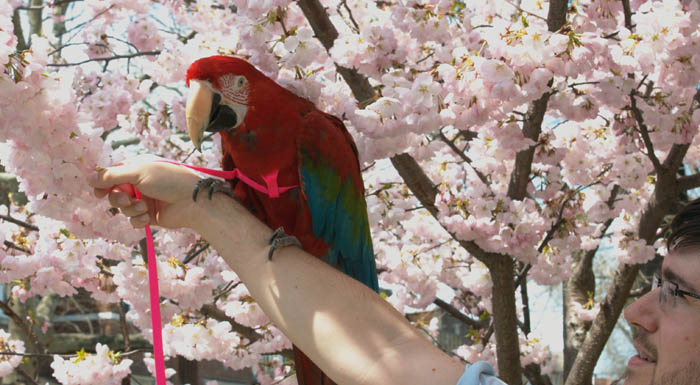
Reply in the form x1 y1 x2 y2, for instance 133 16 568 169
300 165 378 292
298 113 378 292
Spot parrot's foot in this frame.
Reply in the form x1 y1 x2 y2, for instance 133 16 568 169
268 227 302 260
193 178 236 202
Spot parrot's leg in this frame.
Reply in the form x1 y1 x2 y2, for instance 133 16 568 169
192 178 237 202
268 227 302 260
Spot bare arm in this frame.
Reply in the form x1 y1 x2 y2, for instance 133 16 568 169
89 159 464 385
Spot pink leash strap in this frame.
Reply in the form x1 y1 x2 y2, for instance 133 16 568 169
133 187 166 385
132 160 298 385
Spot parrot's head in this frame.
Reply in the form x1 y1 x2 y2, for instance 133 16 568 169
185 56 268 151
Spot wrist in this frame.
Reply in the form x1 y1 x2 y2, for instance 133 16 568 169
190 192 272 262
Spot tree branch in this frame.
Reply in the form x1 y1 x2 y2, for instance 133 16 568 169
16 367 40 385
46 51 161 67
183 242 209 264
520 274 531 335
621 0 633 30
389 153 503 266
502 0 547 22
15 0 82 10
199 303 294 361
296 0 375 104
438 129 490 186
0 347 151 359
0 214 39 231
630 93 662 171
12 8 27 52
679 173 700 192
506 90 551 201
433 298 487 330
562 185 618 378
118 300 130 354
338 0 360 33
662 142 691 173
523 363 553 385
4 240 32 254
28 0 44 47
0 300 47 354
547 0 569 32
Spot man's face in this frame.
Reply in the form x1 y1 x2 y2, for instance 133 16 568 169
623 246 700 384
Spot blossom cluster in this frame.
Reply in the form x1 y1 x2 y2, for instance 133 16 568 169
0 330 24 377
1 0 699 382
50 343 133 385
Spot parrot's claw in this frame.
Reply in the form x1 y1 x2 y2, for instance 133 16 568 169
268 227 302 260
192 178 236 202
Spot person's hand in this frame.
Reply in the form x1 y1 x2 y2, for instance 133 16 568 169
88 156 203 229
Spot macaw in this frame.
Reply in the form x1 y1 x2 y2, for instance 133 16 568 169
184 56 378 385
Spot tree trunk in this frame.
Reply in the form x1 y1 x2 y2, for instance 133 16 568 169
12 8 27 52
178 357 200 385
27 0 43 48
490 258 522 385
562 250 595 379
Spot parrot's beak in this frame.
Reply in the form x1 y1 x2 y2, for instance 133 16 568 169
186 79 241 152
186 79 213 152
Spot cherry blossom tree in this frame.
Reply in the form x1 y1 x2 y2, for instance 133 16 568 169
1 0 699 384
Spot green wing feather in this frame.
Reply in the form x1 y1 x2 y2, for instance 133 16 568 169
297 111 378 292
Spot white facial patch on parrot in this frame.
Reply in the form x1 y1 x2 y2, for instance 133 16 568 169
219 74 250 106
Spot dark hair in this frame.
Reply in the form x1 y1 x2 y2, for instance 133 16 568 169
667 198 700 250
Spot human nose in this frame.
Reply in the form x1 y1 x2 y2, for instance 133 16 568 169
624 289 659 333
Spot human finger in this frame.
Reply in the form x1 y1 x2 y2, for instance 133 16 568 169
108 190 133 208
129 212 151 228
120 200 148 218
94 188 109 199
88 164 143 190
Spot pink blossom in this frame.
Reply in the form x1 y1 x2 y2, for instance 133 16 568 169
0 330 24 376
3 1 700 380
51 343 133 385
127 16 163 53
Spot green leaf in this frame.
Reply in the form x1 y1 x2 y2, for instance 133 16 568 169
73 348 87 363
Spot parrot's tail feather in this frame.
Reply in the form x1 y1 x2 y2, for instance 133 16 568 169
293 345 337 385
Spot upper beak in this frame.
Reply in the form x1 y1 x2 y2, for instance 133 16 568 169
186 79 213 152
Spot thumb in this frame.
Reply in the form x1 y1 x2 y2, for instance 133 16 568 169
88 163 142 190
88 155 162 189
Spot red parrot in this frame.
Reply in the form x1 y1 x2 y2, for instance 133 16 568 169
184 56 378 385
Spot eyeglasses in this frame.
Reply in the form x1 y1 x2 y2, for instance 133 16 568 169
654 273 700 307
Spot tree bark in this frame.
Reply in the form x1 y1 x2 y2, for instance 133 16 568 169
547 0 569 32
296 0 375 104
27 0 43 47
506 91 550 200
562 250 595 379
562 186 618 379
490 258 523 385
178 357 200 385
12 8 27 52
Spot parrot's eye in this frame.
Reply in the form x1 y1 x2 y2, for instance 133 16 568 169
237 77 245 87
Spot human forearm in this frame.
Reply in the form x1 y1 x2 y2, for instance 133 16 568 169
193 194 464 385
89 160 464 385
